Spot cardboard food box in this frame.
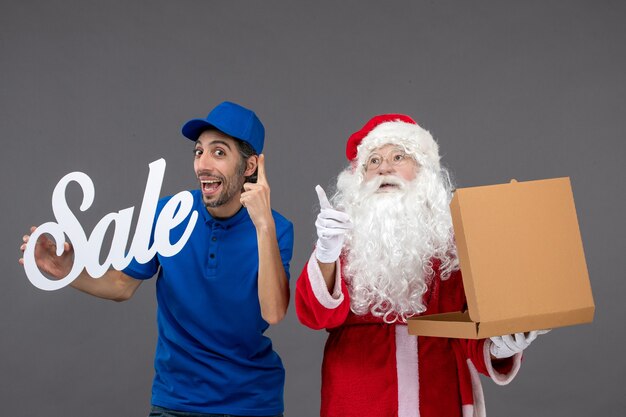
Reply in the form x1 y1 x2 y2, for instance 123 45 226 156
407 177 594 339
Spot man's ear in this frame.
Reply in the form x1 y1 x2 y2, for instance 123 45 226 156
244 155 258 177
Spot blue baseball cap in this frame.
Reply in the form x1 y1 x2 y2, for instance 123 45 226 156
181 101 265 154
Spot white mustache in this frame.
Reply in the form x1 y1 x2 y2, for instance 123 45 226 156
362 175 408 194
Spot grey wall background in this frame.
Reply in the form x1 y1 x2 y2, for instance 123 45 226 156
2 1 624 416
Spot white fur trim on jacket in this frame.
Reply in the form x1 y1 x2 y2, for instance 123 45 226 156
483 339 522 385
356 121 441 171
466 360 486 417
306 251 344 309
462 404 475 417
395 325 420 417
464 342 522 417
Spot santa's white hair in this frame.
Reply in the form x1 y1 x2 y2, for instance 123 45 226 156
333 120 459 323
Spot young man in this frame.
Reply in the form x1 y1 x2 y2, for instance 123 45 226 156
296 114 546 417
20 101 293 417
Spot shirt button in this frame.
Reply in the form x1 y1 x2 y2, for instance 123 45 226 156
209 254 215 259
212 237 217 242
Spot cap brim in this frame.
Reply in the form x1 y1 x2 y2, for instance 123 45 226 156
181 119 217 141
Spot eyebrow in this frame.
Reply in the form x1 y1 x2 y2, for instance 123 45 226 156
195 139 233 150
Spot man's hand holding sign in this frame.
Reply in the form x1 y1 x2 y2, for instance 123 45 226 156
20 225 141 301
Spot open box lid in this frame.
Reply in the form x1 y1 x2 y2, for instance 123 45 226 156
407 177 595 339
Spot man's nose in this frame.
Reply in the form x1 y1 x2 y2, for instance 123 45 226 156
377 158 396 174
196 152 215 170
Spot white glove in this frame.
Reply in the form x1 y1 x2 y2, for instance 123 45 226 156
489 330 550 359
314 185 352 264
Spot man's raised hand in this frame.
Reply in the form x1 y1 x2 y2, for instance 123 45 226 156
314 185 352 264
241 154 273 229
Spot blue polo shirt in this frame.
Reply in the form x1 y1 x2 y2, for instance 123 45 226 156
123 189 294 416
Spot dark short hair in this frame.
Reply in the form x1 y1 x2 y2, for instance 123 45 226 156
234 138 258 183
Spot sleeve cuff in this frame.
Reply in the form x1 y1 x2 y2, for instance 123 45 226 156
483 339 522 386
122 265 158 280
307 252 344 309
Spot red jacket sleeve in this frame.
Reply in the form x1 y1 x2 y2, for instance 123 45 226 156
295 254 351 330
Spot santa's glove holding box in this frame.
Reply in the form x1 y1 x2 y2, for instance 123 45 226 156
490 330 551 359
314 185 352 263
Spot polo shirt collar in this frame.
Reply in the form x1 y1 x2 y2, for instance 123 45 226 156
195 191 249 228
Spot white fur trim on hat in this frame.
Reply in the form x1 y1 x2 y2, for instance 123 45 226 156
355 121 441 171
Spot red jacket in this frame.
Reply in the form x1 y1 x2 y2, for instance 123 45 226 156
296 253 522 417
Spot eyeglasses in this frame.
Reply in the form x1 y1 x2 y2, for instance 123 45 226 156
363 148 414 171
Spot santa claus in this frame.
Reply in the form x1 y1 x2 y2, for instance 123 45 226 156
296 114 546 417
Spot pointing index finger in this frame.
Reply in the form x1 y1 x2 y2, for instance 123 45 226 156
256 154 267 184
315 185 332 209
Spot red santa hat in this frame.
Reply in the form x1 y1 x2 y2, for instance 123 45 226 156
346 114 441 171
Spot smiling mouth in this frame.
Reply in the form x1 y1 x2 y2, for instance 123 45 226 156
201 179 222 195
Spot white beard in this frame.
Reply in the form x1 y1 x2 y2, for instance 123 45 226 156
332 168 459 323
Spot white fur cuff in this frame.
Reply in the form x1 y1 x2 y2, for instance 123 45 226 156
306 251 344 309
483 339 522 385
